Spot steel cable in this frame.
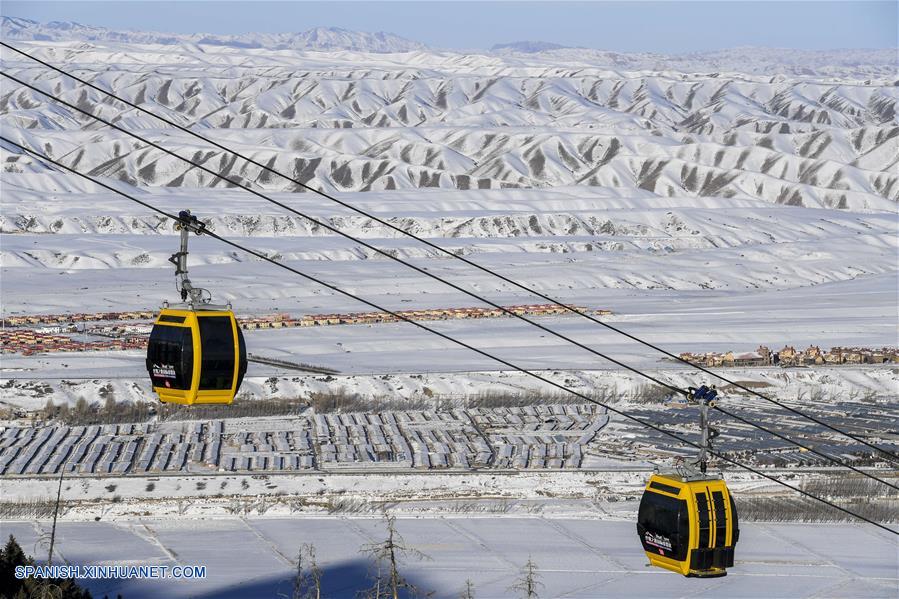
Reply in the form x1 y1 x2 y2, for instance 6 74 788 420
2 134 896 536
1 41 893 466
2 68 898 492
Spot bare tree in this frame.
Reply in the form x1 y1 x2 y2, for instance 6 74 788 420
460 579 475 599
510 556 542 599
103 394 117 416
290 543 322 599
73 397 89 417
359 514 430 599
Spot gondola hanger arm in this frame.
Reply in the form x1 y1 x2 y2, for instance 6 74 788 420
170 209 213 307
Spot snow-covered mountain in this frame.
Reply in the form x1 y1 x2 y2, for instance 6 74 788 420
0 16 427 53
3 17 896 76
0 20 896 436
492 46 897 79
1 35 895 210
492 41 573 53
0 21 896 319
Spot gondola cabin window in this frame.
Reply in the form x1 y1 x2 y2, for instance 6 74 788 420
637 491 689 561
198 315 236 390
147 325 193 390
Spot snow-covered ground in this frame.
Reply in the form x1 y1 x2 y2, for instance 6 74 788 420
0 517 896 598
0 21 897 595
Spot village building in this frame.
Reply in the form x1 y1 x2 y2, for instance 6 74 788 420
733 351 766 367
677 344 897 369
778 345 797 363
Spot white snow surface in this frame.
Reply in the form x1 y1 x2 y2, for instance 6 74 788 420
0 517 895 598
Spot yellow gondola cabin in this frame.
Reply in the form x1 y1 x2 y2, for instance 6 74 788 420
637 472 739 577
146 307 247 405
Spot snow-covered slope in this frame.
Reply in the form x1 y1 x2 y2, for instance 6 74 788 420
0 16 426 53
4 16 896 76
0 22 896 406
1 38 897 208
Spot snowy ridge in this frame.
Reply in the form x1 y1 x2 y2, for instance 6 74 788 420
1 46 897 208
492 41 573 53
0 16 426 53
2 125 896 210
2 183 895 293
495 46 898 79
1 363 894 410
0 24 896 408
3 17 896 76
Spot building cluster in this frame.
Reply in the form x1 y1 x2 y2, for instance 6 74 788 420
602 399 885 468
87 324 154 338
1 304 609 355
2 305 608 330
311 405 602 470
0 329 147 356
469 406 608 469
0 311 156 327
238 304 609 330
679 345 899 368
0 405 606 476
221 427 316 471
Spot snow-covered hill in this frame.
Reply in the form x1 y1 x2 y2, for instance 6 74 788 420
0 21 896 406
492 40 574 53
494 46 898 79
1 33 896 209
0 16 427 53
4 16 896 76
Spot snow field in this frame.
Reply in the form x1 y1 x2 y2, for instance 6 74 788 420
0 517 895 598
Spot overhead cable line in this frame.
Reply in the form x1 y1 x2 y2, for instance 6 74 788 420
0 71 683 394
2 134 895 536
2 41 893 465
2 69 897 493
